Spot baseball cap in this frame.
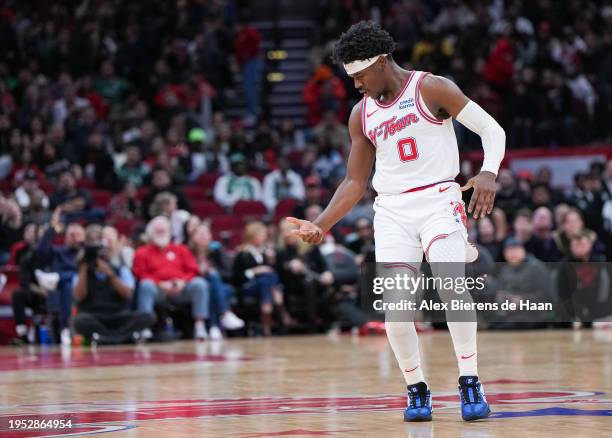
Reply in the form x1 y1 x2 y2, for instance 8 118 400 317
188 128 207 143
229 153 246 165
503 236 523 249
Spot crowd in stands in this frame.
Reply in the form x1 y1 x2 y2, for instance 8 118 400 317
1 0 611 345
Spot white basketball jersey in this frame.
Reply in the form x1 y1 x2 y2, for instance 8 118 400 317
361 71 460 195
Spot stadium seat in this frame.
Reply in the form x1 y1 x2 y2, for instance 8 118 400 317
191 200 225 218
248 171 266 183
90 190 113 207
210 215 245 248
76 178 97 190
233 200 268 217
183 185 208 202
111 217 144 237
274 198 299 218
195 173 219 198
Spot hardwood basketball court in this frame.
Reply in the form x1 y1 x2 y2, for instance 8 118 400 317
1 329 611 437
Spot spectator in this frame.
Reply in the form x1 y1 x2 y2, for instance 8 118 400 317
48 169 93 221
142 168 191 219
72 226 154 344
133 216 210 340
262 156 305 212
148 192 191 244
8 223 40 266
10 224 49 345
303 65 347 126
556 231 611 325
278 118 306 153
491 237 553 327
213 153 263 208
109 182 142 220
22 188 52 225
525 207 563 262
232 222 293 336
14 169 49 211
553 208 606 258
189 223 244 340
275 218 329 332
344 218 375 266
0 196 23 265
476 216 503 262
36 208 85 345
102 226 134 270
292 175 325 219
233 18 263 122
116 146 150 187
512 209 533 244
313 110 350 154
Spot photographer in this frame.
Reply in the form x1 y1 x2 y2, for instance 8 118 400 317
72 225 154 344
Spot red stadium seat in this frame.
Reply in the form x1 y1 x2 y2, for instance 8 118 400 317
210 215 245 247
110 217 144 237
248 171 266 182
183 185 208 202
76 178 97 190
195 173 219 198
233 200 268 217
137 187 150 200
274 198 299 218
191 200 225 219
90 190 113 207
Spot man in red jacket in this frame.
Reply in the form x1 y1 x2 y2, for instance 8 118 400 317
133 216 210 340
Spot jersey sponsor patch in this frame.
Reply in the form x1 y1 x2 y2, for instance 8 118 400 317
399 98 415 109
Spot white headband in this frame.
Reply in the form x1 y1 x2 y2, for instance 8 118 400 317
343 54 387 75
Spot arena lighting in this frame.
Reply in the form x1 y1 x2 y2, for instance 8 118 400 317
267 50 288 60
267 72 285 82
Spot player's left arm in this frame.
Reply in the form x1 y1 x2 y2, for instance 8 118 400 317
420 74 506 219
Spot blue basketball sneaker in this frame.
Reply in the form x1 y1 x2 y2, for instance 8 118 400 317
404 382 432 422
458 376 491 421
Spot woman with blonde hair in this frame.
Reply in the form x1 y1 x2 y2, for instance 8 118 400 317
232 221 293 336
189 223 244 340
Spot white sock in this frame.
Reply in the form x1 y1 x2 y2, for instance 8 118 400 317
16 324 27 337
385 321 426 385
428 231 478 378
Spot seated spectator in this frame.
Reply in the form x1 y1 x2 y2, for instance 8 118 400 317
556 231 611 326
102 225 134 270
340 187 375 227
214 153 263 208
476 216 503 261
36 208 85 345
512 209 532 243
313 110 350 154
491 237 553 327
142 168 191 219
189 223 244 340
116 145 150 187
0 196 23 265
278 118 306 153
22 188 52 225
524 207 563 261
275 218 330 332
72 226 155 344
553 207 606 258
133 216 210 340
344 217 375 265
232 221 293 336
10 224 48 345
109 182 142 220
8 223 40 266
14 169 49 212
292 175 325 219
49 169 98 222
149 191 191 243
262 156 305 212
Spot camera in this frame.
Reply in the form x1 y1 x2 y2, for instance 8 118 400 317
83 244 102 267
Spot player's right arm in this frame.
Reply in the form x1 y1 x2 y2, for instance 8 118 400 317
287 102 375 244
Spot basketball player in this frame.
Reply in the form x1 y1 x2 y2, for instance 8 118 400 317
287 21 505 422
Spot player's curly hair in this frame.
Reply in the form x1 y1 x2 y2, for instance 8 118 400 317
332 21 397 65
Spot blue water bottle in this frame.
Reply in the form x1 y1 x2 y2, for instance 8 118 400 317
39 325 51 345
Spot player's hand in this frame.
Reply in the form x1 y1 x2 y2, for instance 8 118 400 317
460 171 497 219
286 217 324 244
